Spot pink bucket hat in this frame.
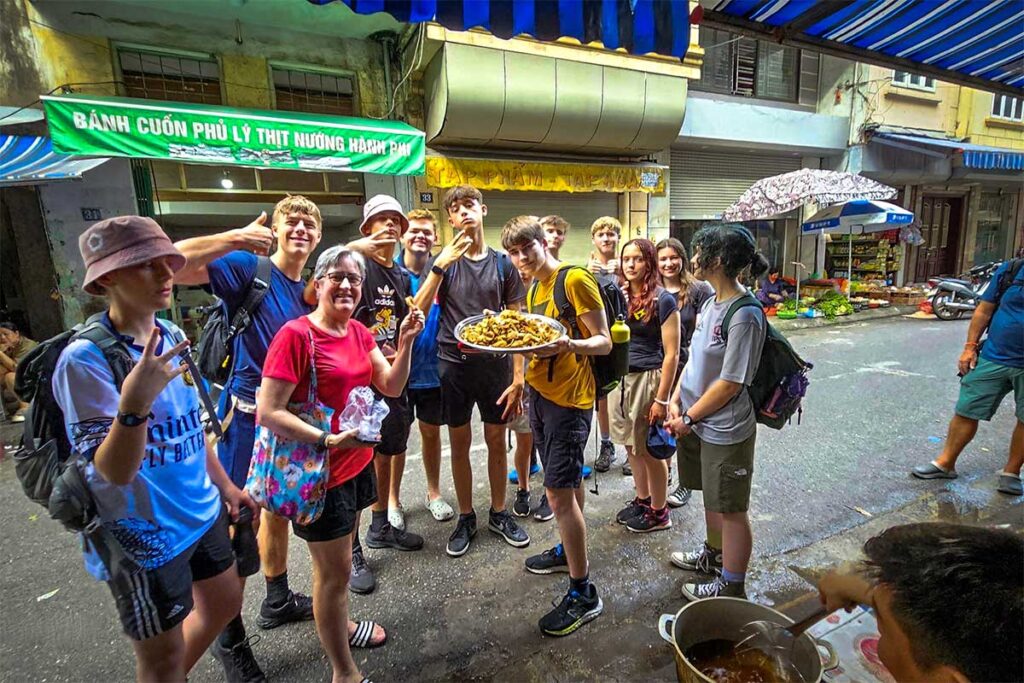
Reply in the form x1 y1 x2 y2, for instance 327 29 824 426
358 194 409 236
79 216 186 295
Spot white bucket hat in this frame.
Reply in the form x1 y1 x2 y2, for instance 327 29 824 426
359 194 409 236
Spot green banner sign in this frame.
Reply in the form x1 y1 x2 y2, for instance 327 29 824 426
41 95 425 176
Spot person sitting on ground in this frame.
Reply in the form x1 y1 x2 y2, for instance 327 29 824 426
818 522 1023 683
588 217 622 474
53 215 256 681
540 215 570 261
755 267 791 307
0 322 38 422
257 245 423 683
911 257 1023 496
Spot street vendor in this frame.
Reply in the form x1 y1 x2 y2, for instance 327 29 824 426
755 267 792 307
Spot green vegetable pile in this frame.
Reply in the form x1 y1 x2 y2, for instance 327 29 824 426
778 298 798 313
815 291 855 320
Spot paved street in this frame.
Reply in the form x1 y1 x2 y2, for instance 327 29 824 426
1 315 1020 682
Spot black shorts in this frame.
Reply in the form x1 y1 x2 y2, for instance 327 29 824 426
293 462 377 543
407 386 442 426
376 392 412 456
108 504 235 641
528 387 591 489
439 356 512 427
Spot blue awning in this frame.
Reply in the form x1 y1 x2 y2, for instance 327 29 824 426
0 135 109 187
871 131 1024 172
703 0 1024 95
308 0 696 58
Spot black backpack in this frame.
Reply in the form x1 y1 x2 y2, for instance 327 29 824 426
722 293 813 430
528 265 629 398
13 314 134 508
196 256 271 385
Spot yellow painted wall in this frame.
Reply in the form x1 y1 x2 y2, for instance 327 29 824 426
25 2 116 96
957 88 1024 150
222 55 272 109
861 65 959 134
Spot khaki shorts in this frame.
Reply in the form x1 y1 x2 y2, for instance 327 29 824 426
608 369 661 457
679 430 756 514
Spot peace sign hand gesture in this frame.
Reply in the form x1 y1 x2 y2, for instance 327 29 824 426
118 328 191 416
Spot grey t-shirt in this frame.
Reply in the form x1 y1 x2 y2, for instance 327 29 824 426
679 293 766 445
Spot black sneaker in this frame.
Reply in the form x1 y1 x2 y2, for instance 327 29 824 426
211 635 266 683
258 591 314 630
366 522 424 551
526 543 569 574
446 513 477 557
667 486 692 508
512 488 531 517
681 575 746 601
595 441 614 472
622 460 632 476
670 542 723 574
539 585 604 637
349 550 376 595
626 506 672 533
533 494 554 522
615 497 650 525
488 509 530 547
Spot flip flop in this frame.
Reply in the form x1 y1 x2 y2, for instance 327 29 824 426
911 461 957 480
349 620 387 649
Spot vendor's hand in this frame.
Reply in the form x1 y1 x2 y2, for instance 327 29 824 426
118 329 190 416
958 347 979 376
435 231 473 271
818 572 874 614
399 307 425 341
325 428 363 450
770 293 783 301
347 228 397 256
497 381 525 420
532 335 571 359
222 484 260 527
232 212 273 255
648 401 667 425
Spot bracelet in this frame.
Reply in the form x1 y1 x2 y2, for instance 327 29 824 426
431 264 446 277
317 431 330 449
964 342 979 349
653 398 670 407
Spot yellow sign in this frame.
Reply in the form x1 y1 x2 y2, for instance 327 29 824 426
426 157 665 194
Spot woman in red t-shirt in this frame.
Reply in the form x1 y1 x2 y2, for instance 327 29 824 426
257 245 422 683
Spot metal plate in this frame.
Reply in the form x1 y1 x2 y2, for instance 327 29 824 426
454 312 566 354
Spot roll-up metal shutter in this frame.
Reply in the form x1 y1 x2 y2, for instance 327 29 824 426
482 190 620 265
669 150 801 221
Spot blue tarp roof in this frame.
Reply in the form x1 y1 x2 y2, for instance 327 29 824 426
871 131 1024 171
0 135 108 187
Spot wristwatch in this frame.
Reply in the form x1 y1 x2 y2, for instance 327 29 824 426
682 413 696 427
116 410 150 427
431 264 446 277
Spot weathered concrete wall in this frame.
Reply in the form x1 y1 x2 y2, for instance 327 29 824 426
0 0 48 110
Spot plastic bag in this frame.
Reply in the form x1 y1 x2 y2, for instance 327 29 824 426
337 386 390 443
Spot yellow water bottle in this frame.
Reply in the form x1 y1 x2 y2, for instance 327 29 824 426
610 315 630 380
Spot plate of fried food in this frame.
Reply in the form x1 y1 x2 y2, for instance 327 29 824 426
454 309 566 354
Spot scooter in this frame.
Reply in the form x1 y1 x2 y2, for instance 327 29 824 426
930 261 1000 320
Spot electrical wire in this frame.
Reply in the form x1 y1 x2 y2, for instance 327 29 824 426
372 23 426 120
0 81 127 123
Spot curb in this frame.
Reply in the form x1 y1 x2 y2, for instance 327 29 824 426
772 305 917 333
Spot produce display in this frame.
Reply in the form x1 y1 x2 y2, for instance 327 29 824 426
815 291 855 319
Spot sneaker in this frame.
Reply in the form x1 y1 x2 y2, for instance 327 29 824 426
997 472 1023 496
446 513 477 557
681 575 746 601
349 550 376 595
512 488 531 517
211 635 266 683
911 461 957 480
667 486 692 508
582 465 593 480
257 591 314 630
615 497 650 525
533 494 554 522
366 522 424 551
425 495 455 522
525 543 569 574
670 542 723 574
595 441 614 472
488 509 530 548
539 585 603 637
622 460 632 476
509 461 541 484
667 464 674 489
388 504 405 531
626 506 672 533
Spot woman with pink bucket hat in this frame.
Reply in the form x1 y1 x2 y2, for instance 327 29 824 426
51 215 258 681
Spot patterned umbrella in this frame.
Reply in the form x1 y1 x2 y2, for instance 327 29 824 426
722 169 897 222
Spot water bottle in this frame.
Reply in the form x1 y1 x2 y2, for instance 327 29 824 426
610 315 631 380
232 506 261 577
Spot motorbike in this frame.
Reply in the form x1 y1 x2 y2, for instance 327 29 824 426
929 261 1001 320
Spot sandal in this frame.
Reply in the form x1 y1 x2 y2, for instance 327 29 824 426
425 495 455 522
349 620 387 648
911 461 957 480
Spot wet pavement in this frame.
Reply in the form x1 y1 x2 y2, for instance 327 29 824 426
1 316 1020 682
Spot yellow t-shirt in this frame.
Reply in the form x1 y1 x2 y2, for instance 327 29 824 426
526 266 603 410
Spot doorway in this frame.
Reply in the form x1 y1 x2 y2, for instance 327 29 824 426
915 196 963 280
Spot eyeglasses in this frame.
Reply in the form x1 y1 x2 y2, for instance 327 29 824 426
322 271 363 286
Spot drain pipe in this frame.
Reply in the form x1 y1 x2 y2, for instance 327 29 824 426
371 31 398 119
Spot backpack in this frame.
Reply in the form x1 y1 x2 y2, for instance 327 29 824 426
992 258 1023 308
196 255 272 385
528 265 629 398
722 293 813 430
12 314 134 508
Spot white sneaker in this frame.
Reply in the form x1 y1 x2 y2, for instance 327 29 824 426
425 496 455 522
388 504 405 531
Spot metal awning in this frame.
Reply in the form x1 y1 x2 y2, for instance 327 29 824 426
309 0 696 59
701 0 1024 96
0 135 108 187
871 131 1024 171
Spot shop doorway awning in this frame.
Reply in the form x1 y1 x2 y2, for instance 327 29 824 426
310 0 696 59
40 95 426 176
870 131 1024 171
0 135 109 187
701 0 1024 96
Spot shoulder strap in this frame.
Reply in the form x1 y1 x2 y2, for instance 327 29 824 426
721 293 764 343
227 256 272 338
552 265 579 336
527 279 540 311
995 258 1024 306
74 315 134 390
161 321 223 439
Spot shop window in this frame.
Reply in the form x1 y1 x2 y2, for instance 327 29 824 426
891 71 935 91
694 28 800 102
272 66 355 116
991 94 1023 121
118 47 222 104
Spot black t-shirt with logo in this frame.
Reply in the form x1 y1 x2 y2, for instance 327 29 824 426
354 257 411 352
626 287 677 372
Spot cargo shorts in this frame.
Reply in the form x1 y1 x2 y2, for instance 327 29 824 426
955 356 1024 423
678 430 756 514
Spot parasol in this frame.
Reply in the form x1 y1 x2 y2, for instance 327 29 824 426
723 169 897 222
